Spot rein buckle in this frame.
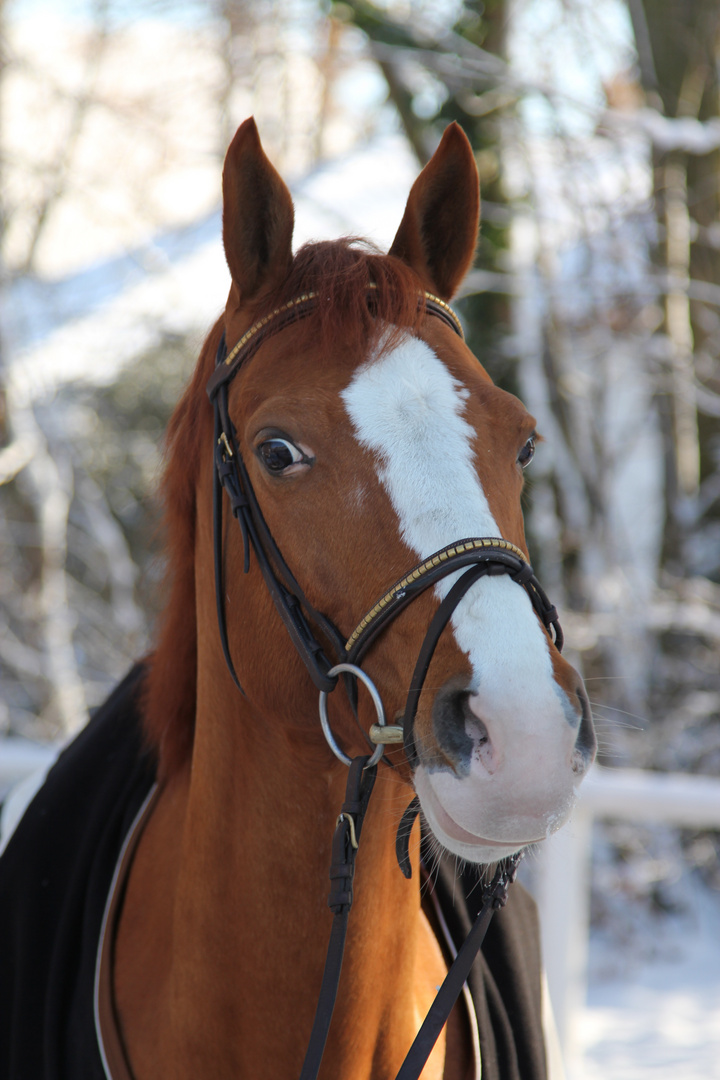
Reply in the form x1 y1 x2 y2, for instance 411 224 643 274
218 431 234 460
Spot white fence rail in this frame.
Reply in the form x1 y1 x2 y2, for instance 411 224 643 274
2 740 719 1070
535 765 720 1061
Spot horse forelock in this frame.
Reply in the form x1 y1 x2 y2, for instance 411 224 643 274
264 239 426 354
142 240 429 776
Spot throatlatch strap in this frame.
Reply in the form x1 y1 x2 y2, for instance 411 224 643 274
211 335 341 696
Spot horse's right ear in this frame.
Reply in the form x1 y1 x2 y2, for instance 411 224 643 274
222 118 294 305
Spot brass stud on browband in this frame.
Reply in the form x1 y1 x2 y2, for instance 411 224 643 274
423 292 465 340
224 292 320 368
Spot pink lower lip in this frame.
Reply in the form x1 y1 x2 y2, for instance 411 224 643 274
427 788 540 849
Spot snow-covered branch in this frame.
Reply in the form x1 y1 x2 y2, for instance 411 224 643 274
601 108 720 156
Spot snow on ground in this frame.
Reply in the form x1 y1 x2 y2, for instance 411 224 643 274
573 879 720 1079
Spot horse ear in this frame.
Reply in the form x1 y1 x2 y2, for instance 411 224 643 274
222 117 294 304
389 123 479 300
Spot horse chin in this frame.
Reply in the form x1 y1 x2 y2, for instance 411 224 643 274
413 764 578 866
413 768 529 865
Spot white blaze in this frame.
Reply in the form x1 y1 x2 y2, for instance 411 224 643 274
340 334 555 713
341 334 580 856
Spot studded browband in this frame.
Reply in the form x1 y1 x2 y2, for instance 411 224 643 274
206 290 463 401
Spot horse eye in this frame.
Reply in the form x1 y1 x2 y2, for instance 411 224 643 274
258 438 304 473
518 436 536 469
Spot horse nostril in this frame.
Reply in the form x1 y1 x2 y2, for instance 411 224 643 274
573 684 596 768
429 682 475 776
466 712 498 774
469 716 489 747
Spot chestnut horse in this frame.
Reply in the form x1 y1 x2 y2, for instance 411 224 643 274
0 119 595 1080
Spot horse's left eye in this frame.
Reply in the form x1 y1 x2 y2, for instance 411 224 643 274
518 436 536 469
258 438 304 473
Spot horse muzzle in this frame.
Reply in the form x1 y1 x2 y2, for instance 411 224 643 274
409 664 596 863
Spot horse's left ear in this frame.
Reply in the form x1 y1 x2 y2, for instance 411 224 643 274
222 117 295 306
389 123 479 300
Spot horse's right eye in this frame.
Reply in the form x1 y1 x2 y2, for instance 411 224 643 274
258 438 304 473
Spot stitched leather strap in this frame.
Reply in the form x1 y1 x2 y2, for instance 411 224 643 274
345 539 562 665
298 757 377 1080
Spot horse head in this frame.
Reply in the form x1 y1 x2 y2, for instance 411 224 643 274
147 117 596 867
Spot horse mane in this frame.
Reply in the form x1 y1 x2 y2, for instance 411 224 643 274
142 238 426 777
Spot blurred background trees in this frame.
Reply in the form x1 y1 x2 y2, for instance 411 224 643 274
0 0 718 902
334 0 720 789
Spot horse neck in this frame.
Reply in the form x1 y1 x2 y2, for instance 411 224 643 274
163 655 442 1080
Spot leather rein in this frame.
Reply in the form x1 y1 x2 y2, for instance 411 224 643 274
206 291 563 1080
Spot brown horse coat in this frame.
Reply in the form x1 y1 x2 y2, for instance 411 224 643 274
0 118 591 1080
0 665 547 1080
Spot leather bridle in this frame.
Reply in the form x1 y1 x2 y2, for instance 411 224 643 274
206 290 564 1080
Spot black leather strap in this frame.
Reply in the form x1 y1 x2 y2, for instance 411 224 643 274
212 405 247 695
210 336 342 695
346 542 562 666
394 854 522 1080
400 564 491 763
298 757 377 1080
396 796 421 879
206 298 318 402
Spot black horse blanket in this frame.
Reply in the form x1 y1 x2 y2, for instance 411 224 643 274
0 665 549 1080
